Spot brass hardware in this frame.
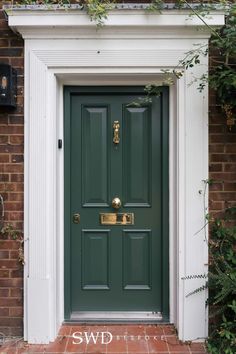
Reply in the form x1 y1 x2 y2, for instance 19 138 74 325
73 213 80 224
112 197 121 209
113 121 120 144
100 213 134 225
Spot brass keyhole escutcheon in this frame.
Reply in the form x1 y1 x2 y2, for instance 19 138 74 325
73 213 80 224
111 197 121 210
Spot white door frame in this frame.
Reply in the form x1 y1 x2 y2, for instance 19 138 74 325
7 6 224 344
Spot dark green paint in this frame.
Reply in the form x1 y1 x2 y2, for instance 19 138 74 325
123 106 151 206
82 230 110 289
123 230 151 290
64 87 169 320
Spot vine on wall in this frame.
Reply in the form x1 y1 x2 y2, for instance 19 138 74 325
0 194 24 266
0 224 24 265
207 209 236 354
183 180 236 353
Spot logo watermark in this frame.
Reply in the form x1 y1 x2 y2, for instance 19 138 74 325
72 331 113 345
72 331 166 345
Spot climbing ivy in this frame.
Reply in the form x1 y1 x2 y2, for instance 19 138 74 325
0 223 25 265
209 10 236 128
206 208 236 354
85 0 114 27
182 177 236 353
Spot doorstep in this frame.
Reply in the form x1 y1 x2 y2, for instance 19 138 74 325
0 324 207 353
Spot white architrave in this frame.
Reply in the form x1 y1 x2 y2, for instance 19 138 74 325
7 7 224 344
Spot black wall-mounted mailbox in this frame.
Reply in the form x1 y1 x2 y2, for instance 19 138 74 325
0 64 17 108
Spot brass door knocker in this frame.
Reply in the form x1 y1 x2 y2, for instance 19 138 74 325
113 121 120 144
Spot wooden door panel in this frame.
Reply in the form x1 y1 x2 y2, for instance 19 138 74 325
82 230 110 290
82 105 110 207
123 105 151 207
123 230 151 290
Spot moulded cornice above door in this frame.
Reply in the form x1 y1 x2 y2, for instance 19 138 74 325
6 7 225 39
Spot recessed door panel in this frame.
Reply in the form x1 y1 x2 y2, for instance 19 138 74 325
82 230 110 290
123 230 151 290
123 106 151 207
82 106 110 206
64 87 169 319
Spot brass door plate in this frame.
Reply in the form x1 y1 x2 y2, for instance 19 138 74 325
100 213 134 225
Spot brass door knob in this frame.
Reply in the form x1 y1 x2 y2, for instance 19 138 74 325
112 197 121 209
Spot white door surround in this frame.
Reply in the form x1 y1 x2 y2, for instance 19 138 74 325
7 6 224 344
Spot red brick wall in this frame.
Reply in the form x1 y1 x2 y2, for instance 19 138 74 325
209 47 236 219
0 3 24 337
0 1 235 339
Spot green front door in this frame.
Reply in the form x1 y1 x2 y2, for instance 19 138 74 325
64 87 169 321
